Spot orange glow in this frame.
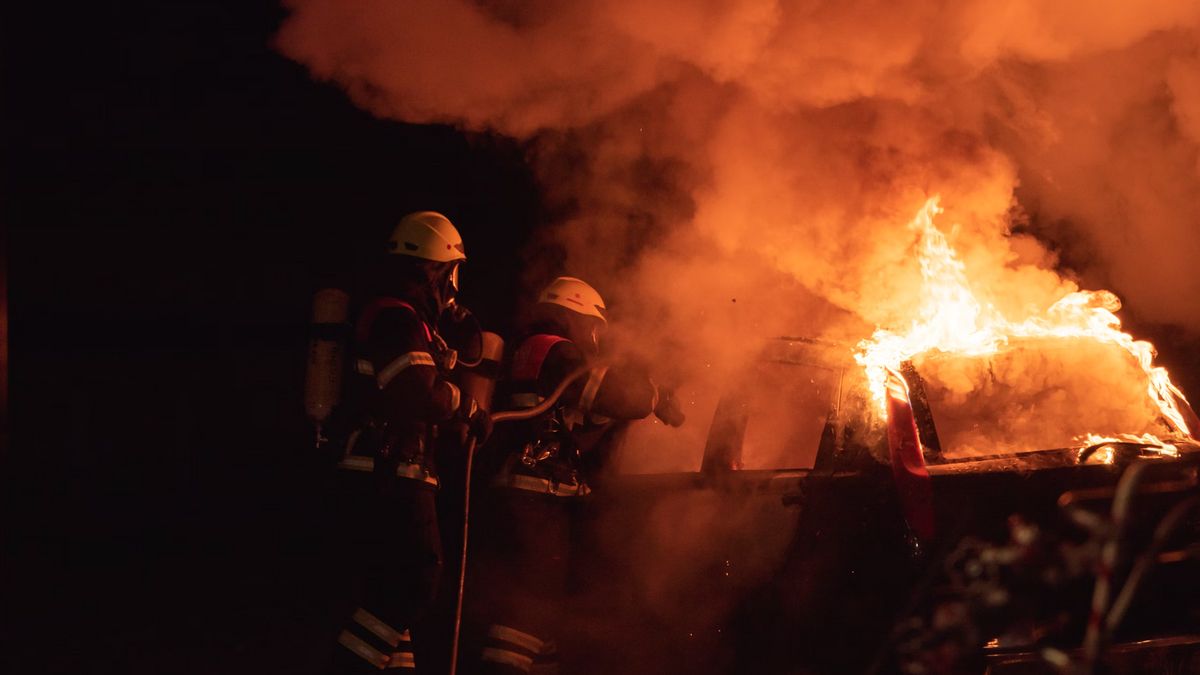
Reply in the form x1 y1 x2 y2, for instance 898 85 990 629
856 197 1192 451
1078 433 1181 464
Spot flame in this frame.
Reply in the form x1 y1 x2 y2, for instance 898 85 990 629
854 196 1192 449
1077 433 1180 465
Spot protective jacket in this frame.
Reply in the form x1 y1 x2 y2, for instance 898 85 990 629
327 295 472 675
492 328 661 496
338 296 470 485
470 326 672 674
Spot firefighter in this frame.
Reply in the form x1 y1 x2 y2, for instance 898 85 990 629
326 211 490 674
470 276 685 674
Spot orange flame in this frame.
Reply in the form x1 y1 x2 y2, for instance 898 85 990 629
855 196 1192 449
1077 433 1180 465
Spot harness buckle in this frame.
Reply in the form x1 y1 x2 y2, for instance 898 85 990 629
520 439 558 468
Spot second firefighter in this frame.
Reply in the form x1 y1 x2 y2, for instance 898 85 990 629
470 276 685 674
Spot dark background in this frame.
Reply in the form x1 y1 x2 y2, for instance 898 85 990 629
3 2 543 672
4 2 1200 674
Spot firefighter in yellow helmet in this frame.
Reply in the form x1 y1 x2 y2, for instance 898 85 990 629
469 276 684 674
325 211 490 674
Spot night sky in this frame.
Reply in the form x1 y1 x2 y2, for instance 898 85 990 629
4 2 542 672
7 3 1200 674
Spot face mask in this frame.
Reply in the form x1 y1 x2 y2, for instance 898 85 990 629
438 263 460 310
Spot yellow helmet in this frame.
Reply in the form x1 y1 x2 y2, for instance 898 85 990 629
387 211 467 263
538 276 607 323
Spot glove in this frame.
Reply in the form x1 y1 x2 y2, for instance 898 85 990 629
453 393 493 447
468 407 493 446
653 388 686 427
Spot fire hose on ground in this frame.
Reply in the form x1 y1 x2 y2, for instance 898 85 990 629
448 365 591 675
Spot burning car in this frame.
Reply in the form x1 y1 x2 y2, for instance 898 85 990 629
555 199 1200 675
559 334 1200 675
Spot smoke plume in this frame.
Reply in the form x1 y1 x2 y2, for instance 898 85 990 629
277 1 1200 463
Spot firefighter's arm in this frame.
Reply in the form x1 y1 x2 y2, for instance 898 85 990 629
366 309 457 424
585 366 684 426
541 344 684 426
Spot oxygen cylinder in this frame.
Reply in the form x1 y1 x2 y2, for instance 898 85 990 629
456 331 504 412
304 287 351 446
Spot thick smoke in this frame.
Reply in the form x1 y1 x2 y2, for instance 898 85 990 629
277 4 1200 665
277 1 1200 464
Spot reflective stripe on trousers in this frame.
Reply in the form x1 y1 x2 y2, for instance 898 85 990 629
481 624 558 674
334 607 416 671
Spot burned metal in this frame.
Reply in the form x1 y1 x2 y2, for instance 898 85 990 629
549 336 1200 674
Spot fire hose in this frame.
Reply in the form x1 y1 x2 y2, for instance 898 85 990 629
448 365 591 675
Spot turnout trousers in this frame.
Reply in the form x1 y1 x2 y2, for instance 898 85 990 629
468 486 575 675
327 470 443 673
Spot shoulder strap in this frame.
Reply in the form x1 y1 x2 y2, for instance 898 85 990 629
355 297 432 345
510 334 570 383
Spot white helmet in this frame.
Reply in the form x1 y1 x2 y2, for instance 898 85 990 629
538 276 607 323
387 211 467 263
